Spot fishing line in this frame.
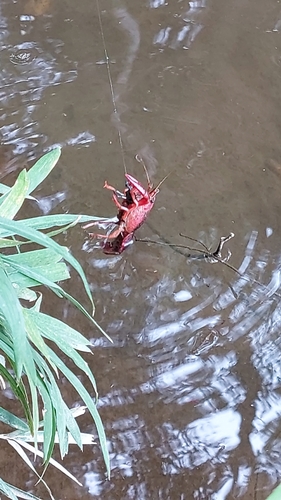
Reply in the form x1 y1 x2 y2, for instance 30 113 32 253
95 0 127 174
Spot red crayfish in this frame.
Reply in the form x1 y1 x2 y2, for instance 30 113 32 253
83 159 169 254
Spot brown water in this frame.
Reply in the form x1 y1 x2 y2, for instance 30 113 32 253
1 0 281 498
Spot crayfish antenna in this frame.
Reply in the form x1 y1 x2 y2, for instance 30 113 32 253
154 170 173 191
135 154 152 189
135 153 174 192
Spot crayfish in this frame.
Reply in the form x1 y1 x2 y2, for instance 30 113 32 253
83 159 169 255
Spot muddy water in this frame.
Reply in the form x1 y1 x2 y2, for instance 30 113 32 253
1 0 281 498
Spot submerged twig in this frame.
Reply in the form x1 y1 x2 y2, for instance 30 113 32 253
136 233 234 263
179 233 210 254
179 232 234 262
136 233 281 299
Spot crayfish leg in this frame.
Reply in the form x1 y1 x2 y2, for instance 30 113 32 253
82 218 118 230
104 181 126 199
86 226 123 240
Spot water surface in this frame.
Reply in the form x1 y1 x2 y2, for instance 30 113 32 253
1 0 281 498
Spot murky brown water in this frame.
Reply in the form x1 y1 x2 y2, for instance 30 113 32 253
2 0 281 498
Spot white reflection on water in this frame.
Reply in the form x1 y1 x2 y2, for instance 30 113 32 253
182 409 241 464
85 228 281 498
150 0 166 8
152 0 206 49
0 5 78 157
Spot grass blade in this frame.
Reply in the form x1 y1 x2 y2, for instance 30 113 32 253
24 309 97 395
6 439 55 500
0 217 94 313
44 348 110 478
0 265 32 380
23 214 106 231
266 485 281 500
2 255 112 342
0 478 18 500
24 308 92 352
9 439 82 487
5 248 70 289
26 148 61 195
0 170 29 220
0 408 29 432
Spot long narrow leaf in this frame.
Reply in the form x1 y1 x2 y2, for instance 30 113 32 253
24 309 91 352
35 379 56 464
26 148 61 195
0 238 26 248
7 247 67 267
0 265 33 380
44 348 110 478
15 214 106 230
0 214 106 239
23 214 107 230
0 182 36 200
3 426 94 445
0 346 33 429
24 309 97 395
5 248 70 289
2 255 112 342
0 478 18 500
0 479 43 500
266 485 281 500
23 311 59 375
0 170 29 219
0 408 29 432
32 351 77 457
6 439 55 500
9 438 82 486
29 381 39 455
0 217 94 313
0 182 10 195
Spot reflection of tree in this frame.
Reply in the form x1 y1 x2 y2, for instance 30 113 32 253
152 0 207 50
82 230 281 498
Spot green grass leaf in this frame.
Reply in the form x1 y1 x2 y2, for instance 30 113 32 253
265 484 281 500
26 148 61 195
4 248 70 289
23 214 106 231
0 238 25 248
0 182 10 195
1 254 112 342
24 308 92 352
31 349 82 457
0 265 34 380
23 310 59 376
24 308 97 395
0 214 106 239
36 378 56 464
0 479 44 499
0 478 19 500
0 148 110 484
0 361 33 431
0 217 94 313
0 170 29 220
44 348 110 478
0 408 29 432
35 360 73 457
16 288 37 302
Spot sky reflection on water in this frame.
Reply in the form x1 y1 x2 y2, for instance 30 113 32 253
84 227 281 498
